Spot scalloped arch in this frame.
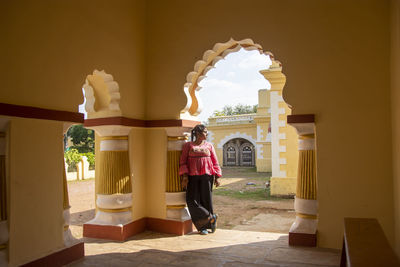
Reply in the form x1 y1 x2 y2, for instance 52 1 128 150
82 70 122 119
180 38 278 118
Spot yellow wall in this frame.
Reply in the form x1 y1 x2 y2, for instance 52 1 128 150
146 0 394 249
145 129 167 219
391 0 400 256
0 0 146 119
8 118 64 266
129 128 147 220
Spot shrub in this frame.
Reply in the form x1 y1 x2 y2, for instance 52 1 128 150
64 149 82 168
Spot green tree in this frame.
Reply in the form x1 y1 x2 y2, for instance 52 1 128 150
212 104 257 117
66 125 95 153
64 149 82 167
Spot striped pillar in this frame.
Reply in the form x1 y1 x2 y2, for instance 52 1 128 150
165 129 190 221
0 132 8 264
288 122 317 246
85 126 133 227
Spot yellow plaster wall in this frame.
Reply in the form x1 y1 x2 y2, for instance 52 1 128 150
391 0 400 256
8 118 64 266
129 128 146 220
270 177 296 196
146 0 394 249
145 129 167 219
0 0 146 119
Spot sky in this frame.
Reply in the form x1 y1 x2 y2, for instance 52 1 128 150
196 48 272 123
79 48 272 121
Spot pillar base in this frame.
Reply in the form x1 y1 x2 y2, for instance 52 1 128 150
21 242 84 267
83 218 146 241
289 231 317 247
146 218 194 235
166 207 191 221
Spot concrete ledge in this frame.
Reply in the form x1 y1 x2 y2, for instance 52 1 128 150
289 232 317 247
21 242 84 267
83 218 146 241
146 217 194 235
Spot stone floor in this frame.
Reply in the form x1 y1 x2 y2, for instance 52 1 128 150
67 229 341 267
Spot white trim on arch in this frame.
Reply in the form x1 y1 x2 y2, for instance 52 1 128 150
217 132 257 149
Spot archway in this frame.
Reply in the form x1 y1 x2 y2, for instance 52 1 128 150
222 138 255 167
179 38 302 235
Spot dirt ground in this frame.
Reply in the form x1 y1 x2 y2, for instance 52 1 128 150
67 168 295 238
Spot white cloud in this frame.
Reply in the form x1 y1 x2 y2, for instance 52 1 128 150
238 51 271 70
196 48 273 123
227 71 235 78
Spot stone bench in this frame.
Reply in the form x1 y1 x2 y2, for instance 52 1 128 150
340 218 400 267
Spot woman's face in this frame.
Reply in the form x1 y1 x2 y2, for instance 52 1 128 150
197 128 208 141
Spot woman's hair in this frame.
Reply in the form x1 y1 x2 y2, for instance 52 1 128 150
191 124 206 142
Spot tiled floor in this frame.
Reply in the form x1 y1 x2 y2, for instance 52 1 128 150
67 229 341 267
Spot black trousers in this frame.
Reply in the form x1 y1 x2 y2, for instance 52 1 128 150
186 174 214 231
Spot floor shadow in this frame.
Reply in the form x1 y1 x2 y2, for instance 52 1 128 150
70 209 95 225
68 234 341 267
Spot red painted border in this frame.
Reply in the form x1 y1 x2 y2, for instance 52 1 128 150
84 117 200 128
0 102 84 123
21 242 84 267
0 102 200 128
146 217 194 235
83 218 146 241
287 114 315 124
289 232 317 247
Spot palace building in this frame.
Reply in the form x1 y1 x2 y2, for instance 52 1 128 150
207 84 298 196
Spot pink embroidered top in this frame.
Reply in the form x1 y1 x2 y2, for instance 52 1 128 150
179 141 222 177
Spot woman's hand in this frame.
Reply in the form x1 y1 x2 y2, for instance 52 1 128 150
181 175 189 189
214 177 220 187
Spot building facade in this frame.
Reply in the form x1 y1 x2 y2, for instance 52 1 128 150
208 69 299 196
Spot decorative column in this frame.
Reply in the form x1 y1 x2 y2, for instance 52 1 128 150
164 128 193 235
260 61 298 196
0 132 8 265
287 115 317 246
83 125 134 241
82 70 141 240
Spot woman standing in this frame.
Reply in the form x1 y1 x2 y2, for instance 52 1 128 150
179 124 222 235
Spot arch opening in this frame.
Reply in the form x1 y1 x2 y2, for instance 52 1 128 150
223 138 255 167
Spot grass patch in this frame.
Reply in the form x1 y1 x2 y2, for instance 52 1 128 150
214 188 267 200
214 180 287 201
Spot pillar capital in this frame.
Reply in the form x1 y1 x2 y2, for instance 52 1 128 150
165 127 192 137
87 125 132 137
287 122 315 136
260 61 286 91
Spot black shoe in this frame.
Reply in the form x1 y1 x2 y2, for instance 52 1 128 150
210 214 218 233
